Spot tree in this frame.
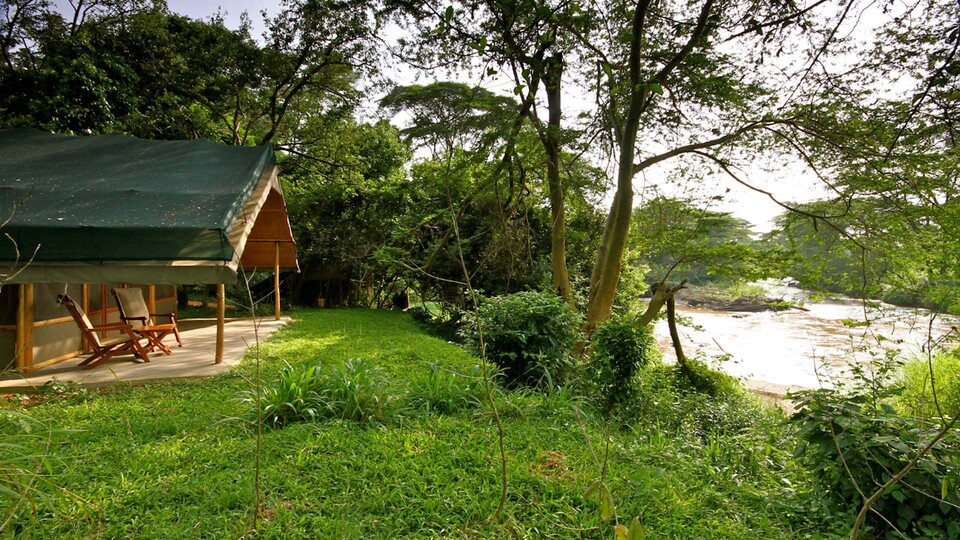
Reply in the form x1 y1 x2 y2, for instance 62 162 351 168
763 0 960 314
380 81 517 156
389 0 863 333
0 0 376 147
389 0 603 303
628 196 787 287
282 119 411 305
379 80 608 307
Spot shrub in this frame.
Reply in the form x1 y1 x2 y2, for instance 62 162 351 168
791 358 960 539
407 305 464 342
249 358 390 426
465 291 582 388
675 359 740 397
617 362 752 433
898 348 960 422
320 358 389 423
589 314 661 412
407 363 487 415
252 362 323 427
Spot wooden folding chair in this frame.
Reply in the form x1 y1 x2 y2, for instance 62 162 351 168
112 287 182 354
57 294 149 369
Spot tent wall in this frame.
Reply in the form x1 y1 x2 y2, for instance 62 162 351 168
30 283 85 369
0 286 15 372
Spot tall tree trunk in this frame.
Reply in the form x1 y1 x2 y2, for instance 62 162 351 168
585 0 711 333
541 53 573 303
585 0 652 332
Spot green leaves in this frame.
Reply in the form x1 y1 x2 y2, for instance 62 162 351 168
466 291 583 389
590 314 661 413
614 517 646 540
585 480 615 520
628 196 781 286
246 358 391 426
468 36 488 53
790 364 960 538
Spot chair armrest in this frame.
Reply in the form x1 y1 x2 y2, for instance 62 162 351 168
92 322 134 332
150 312 178 324
121 315 149 324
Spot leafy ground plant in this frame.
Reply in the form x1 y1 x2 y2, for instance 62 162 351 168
250 357 390 425
791 357 960 539
897 348 960 422
320 357 389 422
246 361 323 427
0 409 59 533
407 362 487 415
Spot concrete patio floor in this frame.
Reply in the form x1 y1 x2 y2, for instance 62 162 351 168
0 316 291 391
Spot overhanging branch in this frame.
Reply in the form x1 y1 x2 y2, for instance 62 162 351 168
632 119 781 176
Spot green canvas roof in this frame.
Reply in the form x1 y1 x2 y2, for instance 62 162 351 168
0 128 298 284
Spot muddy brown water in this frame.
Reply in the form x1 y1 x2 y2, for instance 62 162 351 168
652 285 959 392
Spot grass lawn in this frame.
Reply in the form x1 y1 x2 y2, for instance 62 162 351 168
1 308 838 539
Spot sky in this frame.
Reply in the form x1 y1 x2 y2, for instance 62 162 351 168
163 0 280 33
51 1 280 32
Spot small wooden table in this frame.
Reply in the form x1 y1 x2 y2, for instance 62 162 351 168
135 324 177 354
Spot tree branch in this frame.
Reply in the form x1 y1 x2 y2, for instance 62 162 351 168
723 0 831 42
632 119 778 175
850 414 960 540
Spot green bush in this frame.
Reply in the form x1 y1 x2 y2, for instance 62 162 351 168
407 363 488 415
676 359 740 397
248 362 323 427
898 349 960 422
465 291 583 388
589 314 661 412
249 358 390 425
791 359 960 539
320 358 390 423
618 362 752 433
407 305 464 342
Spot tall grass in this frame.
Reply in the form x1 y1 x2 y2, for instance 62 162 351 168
898 348 960 421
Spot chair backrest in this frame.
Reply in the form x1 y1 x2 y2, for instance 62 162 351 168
112 288 150 327
58 294 103 348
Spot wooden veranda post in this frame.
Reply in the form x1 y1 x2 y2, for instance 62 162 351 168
81 284 90 353
147 285 156 315
15 284 34 371
215 283 225 364
274 242 281 321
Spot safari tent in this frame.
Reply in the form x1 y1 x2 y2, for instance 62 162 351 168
0 128 298 372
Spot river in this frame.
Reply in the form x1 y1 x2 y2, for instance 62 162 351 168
652 282 959 394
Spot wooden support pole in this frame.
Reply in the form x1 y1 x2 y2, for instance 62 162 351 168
215 283 225 364
100 285 108 325
81 284 91 352
274 241 281 321
15 284 34 371
147 285 156 316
